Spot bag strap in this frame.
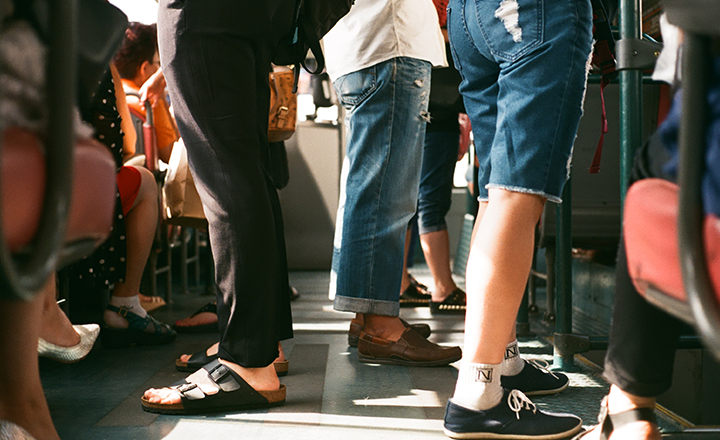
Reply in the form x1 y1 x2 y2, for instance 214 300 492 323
588 0 618 174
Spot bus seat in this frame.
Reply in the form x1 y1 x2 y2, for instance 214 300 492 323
1 126 115 260
625 0 720 361
624 178 720 324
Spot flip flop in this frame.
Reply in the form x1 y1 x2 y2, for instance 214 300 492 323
173 302 219 334
429 288 466 314
142 359 286 415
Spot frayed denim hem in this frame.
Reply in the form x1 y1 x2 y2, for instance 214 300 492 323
485 184 563 204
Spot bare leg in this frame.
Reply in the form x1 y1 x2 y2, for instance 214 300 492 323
111 166 157 300
419 229 459 302
463 189 544 364
581 385 661 440
400 228 414 292
0 282 61 440
38 273 80 347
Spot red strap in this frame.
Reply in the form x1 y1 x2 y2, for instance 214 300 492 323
589 77 610 174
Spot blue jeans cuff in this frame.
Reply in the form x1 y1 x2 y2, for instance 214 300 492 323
333 295 400 316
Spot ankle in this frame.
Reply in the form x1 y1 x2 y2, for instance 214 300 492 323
218 360 279 391
607 385 656 414
362 315 405 341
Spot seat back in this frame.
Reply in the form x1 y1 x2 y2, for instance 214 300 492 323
0 0 121 300
625 0 720 360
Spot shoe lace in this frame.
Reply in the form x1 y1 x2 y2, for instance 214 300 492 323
507 389 537 420
527 358 559 380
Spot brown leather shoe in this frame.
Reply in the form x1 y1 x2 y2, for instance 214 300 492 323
357 328 462 366
348 319 431 347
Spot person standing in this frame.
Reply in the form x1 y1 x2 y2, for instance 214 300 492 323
442 0 593 437
142 1 295 414
324 0 462 366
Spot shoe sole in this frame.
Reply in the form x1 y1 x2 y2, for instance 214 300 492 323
358 352 461 367
521 381 569 396
443 423 582 439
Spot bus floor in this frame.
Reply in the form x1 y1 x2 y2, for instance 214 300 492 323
41 267 691 440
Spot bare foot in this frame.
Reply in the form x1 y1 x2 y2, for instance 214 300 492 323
174 309 218 329
143 361 279 405
580 422 661 440
39 294 80 348
178 342 219 364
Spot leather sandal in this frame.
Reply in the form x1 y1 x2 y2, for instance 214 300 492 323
173 302 219 334
573 396 658 439
142 359 286 415
429 288 466 314
399 276 431 307
176 350 290 377
100 305 177 348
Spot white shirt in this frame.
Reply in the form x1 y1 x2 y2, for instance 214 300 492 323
323 0 447 82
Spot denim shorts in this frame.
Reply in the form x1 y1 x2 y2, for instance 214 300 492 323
447 0 593 203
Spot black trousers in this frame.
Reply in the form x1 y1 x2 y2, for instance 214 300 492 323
603 133 686 397
158 0 295 367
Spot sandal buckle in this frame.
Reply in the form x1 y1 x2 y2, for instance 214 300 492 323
209 364 231 384
177 383 197 394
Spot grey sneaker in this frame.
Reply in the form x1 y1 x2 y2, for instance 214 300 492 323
443 389 582 439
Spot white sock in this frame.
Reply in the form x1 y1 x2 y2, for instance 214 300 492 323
451 361 504 411
501 340 525 376
105 295 147 328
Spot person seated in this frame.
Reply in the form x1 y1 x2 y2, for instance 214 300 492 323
578 22 720 440
65 64 176 348
113 22 179 165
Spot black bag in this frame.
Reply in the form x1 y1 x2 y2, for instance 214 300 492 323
274 0 354 90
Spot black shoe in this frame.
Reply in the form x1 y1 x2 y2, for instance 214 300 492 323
443 390 582 439
501 359 569 396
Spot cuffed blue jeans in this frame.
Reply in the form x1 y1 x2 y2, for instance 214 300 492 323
330 57 432 316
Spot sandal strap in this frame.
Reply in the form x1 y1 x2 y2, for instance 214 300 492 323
597 396 657 440
172 360 269 409
106 305 171 336
190 302 217 318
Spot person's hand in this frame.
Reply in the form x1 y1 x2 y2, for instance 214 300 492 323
139 68 167 108
458 113 472 161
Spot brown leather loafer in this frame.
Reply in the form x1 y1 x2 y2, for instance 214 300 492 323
357 328 462 367
348 319 431 347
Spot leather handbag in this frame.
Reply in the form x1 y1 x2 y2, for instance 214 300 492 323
268 69 298 143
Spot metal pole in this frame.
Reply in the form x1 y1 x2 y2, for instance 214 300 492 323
553 178 577 370
619 0 643 206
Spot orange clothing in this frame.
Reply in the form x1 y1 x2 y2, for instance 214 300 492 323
122 78 180 157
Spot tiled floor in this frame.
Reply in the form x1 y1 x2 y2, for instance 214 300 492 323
41 269 684 440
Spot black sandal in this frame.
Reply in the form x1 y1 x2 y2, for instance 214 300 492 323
173 302 219 334
101 305 177 348
142 359 286 415
573 396 658 439
399 276 431 307
429 288 466 314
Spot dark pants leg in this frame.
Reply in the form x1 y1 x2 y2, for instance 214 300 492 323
157 0 294 367
603 133 684 397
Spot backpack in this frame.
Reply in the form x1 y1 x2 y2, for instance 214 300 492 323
588 0 619 174
274 0 354 91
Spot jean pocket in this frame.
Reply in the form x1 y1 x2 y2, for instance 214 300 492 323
472 0 543 62
333 65 378 110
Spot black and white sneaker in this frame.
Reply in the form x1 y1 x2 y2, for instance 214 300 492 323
501 359 569 396
443 389 582 439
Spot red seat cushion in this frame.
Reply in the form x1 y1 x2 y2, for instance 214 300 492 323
624 178 720 310
1 126 116 255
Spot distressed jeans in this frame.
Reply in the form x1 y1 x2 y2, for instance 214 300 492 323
448 0 593 203
330 57 432 316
